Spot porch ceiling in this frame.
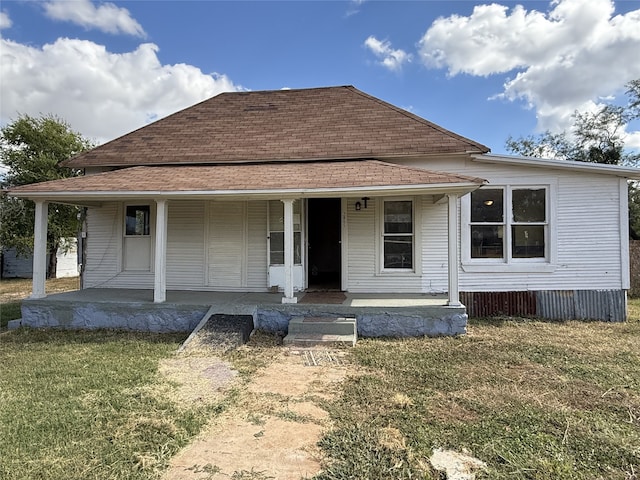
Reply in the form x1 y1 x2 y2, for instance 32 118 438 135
9 159 486 202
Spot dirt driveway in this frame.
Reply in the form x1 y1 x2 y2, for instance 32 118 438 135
162 341 352 480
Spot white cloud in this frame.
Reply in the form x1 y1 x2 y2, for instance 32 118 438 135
625 130 640 150
0 10 11 30
418 0 640 134
43 0 146 37
364 35 412 71
0 38 242 144
346 0 367 17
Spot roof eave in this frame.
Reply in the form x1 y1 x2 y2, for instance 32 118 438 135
472 153 640 179
9 181 486 204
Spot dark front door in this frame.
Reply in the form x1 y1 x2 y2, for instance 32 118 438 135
307 198 341 290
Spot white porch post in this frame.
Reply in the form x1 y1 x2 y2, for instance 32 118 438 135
31 200 49 299
281 198 297 304
447 194 462 307
154 198 168 303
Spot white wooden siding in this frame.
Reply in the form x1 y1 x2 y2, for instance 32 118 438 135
421 196 449 293
83 158 627 294
166 201 205 287
247 201 268 291
208 201 247 289
83 203 126 287
400 157 625 292
345 197 422 293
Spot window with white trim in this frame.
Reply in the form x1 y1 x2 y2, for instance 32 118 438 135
123 204 152 271
382 199 414 270
125 205 150 236
469 186 548 262
268 200 302 265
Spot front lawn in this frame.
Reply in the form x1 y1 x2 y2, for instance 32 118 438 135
316 299 640 479
1 297 638 479
0 329 220 480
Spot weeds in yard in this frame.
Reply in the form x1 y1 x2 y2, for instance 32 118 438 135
0 328 223 480
315 309 640 479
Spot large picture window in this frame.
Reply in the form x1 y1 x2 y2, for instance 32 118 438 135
383 200 413 269
469 186 547 262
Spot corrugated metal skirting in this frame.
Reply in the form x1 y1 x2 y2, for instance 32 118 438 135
461 290 626 322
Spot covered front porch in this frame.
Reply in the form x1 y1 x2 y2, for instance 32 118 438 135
19 288 468 337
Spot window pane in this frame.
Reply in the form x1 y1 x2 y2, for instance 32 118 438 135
269 232 284 265
383 235 413 269
125 205 150 236
512 189 545 222
269 231 302 265
471 225 504 258
471 189 503 223
269 200 302 230
512 225 545 258
384 201 412 234
269 201 284 231
294 232 302 264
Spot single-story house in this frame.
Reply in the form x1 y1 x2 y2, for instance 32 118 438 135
8 86 640 335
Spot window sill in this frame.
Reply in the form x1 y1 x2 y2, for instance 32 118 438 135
377 270 421 277
462 263 556 273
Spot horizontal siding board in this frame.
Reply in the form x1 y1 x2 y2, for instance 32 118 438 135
413 157 625 292
84 203 121 287
421 196 448 293
247 201 268 291
346 197 422 293
208 201 246 289
167 201 205 287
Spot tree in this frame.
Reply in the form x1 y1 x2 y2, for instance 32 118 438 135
505 79 640 238
0 114 92 277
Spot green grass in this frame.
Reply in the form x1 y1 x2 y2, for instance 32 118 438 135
0 329 222 480
1 293 638 479
0 301 21 328
315 301 640 479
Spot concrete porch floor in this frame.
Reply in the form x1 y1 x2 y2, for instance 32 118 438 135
35 288 452 308
19 288 467 337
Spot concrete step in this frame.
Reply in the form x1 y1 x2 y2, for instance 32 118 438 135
283 333 356 347
287 316 356 336
284 316 357 347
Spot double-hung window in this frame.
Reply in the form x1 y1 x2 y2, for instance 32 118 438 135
467 186 549 267
382 199 414 270
125 205 150 236
123 205 152 271
268 200 302 265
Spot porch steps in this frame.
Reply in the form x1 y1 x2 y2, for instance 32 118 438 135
283 316 357 347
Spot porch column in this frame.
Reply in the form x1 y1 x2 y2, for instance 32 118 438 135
447 194 461 307
154 198 168 303
31 200 48 299
281 198 297 304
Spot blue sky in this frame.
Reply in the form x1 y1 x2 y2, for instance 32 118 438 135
1 0 640 157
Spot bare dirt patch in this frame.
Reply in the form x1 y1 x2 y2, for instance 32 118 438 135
159 356 238 405
163 347 352 480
